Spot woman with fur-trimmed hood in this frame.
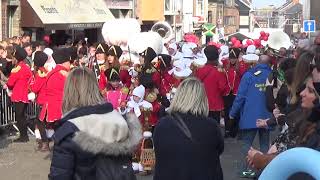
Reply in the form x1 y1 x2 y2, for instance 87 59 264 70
49 67 142 180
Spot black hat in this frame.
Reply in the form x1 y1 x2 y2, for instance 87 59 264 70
158 54 172 70
140 47 157 63
229 48 241 59
204 45 219 61
107 45 123 59
14 46 27 61
52 48 70 64
104 67 120 82
95 43 109 55
33 51 48 67
65 47 78 62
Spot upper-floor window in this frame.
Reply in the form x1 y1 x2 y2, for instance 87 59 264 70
225 0 235 7
196 0 205 17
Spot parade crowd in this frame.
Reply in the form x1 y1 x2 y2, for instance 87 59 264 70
0 30 320 180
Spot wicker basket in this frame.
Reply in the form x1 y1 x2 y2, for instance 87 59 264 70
140 138 156 171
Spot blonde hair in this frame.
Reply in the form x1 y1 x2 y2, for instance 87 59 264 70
62 67 104 114
168 77 209 116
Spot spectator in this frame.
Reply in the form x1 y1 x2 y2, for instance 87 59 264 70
49 67 141 180
229 55 272 178
21 33 31 44
22 42 33 67
153 77 224 180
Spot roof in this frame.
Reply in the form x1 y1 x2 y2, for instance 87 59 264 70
235 0 251 9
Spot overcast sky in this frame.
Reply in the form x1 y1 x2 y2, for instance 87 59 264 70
252 0 286 8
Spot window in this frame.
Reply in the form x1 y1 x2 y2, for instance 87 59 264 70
224 16 235 25
208 11 213 23
225 0 234 7
164 0 178 14
196 0 205 17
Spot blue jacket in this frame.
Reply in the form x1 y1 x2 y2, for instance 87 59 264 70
229 63 272 129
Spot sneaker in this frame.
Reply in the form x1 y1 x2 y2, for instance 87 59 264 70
239 169 256 178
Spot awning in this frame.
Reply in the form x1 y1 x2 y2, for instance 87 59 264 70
22 0 115 30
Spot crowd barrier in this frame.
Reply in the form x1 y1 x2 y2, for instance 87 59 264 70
0 89 37 134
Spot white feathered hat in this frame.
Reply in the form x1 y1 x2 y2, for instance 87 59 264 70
128 32 163 55
102 18 141 49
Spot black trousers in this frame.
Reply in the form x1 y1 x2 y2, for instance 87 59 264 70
36 119 48 142
209 111 221 124
15 102 28 139
223 94 236 133
35 105 48 142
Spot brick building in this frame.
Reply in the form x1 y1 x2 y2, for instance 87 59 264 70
1 0 21 40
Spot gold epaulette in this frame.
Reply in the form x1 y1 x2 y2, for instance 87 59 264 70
11 65 21 73
59 70 68 77
38 70 47 78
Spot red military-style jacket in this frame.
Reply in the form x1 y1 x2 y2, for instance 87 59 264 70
30 68 47 105
39 65 69 122
120 69 131 88
7 61 32 103
195 64 230 111
152 70 177 96
222 59 247 95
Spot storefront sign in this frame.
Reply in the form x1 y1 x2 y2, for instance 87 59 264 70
27 0 114 26
105 0 133 9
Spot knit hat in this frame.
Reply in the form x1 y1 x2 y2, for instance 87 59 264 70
204 45 219 61
14 46 27 61
242 45 259 62
107 45 123 59
43 48 53 57
132 85 145 100
52 48 70 64
104 67 120 82
168 42 177 52
33 51 48 67
181 42 197 58
140 47 157 63
172 60 192 78
229 48 241 59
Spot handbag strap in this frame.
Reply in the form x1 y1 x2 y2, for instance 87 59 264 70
171 113 193 142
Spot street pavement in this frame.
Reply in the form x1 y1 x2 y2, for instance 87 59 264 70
0 130 254 180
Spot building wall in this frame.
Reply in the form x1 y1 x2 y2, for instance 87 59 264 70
224 7 239 35
136 0 164 22
1 0 21 39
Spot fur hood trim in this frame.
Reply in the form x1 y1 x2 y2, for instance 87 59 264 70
71 112 142 156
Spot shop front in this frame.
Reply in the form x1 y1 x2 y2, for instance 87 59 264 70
21 0 114 45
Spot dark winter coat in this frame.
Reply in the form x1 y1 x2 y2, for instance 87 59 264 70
153 112 224 180
48 103 142 180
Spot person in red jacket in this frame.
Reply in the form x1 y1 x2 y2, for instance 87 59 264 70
39 48 71 130
107 45 131 88
30 51 50 150
6 46 32 142
222 48 243 137
92 43 109 94
195 45 230 123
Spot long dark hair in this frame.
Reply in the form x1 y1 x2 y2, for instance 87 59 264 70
290 52 314 104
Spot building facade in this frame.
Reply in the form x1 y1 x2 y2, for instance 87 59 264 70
105 0 134 18
223 0 239 35
1 0 21 40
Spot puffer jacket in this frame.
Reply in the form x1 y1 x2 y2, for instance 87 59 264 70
49 103 142 180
